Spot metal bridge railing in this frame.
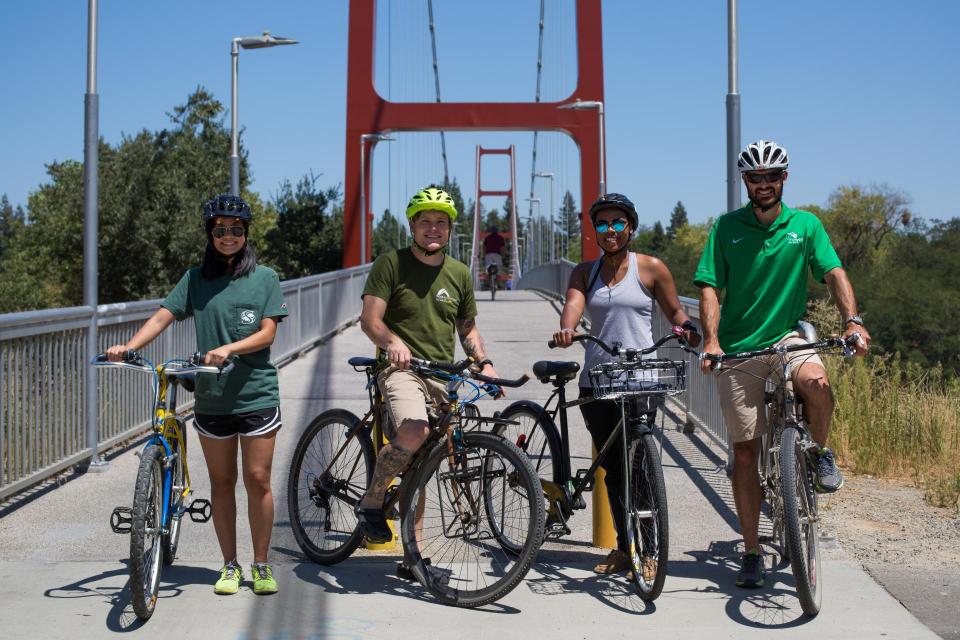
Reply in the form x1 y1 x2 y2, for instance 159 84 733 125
518 260 731 465
0 264 371 501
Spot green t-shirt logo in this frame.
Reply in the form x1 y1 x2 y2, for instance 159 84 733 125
434 288 458 307
240 309 258 325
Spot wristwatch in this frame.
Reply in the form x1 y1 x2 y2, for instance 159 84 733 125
844 315 865 327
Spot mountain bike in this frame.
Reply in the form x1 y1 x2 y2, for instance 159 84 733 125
286 356 544 608
94 351 230 620
492 330 695 600
703 326 861 617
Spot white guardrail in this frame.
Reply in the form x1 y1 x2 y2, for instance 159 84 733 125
518 260 731 464
0 264 371 501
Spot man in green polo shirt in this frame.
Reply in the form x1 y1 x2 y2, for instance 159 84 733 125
354 186 502 552
695 140 872 588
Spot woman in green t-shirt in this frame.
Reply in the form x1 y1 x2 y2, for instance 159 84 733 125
106 194 288 596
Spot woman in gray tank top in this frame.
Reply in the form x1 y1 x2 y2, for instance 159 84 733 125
551 193 700 575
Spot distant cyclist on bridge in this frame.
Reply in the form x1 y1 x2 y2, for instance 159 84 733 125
355 185 504 577
695 140 871 589
483 225 507 289
106 194 288 596
551 193 700 575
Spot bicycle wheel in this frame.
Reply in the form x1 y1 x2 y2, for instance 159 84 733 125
400 432 544 608
625 431 669 600
495 401 562 485
162 423 186 565
287 409 375 565
781 425 822 617
129 444 165 620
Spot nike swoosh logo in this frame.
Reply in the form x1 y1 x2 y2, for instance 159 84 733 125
732 237 745 244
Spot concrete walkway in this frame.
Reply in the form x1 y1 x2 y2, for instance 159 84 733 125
0 291 939 639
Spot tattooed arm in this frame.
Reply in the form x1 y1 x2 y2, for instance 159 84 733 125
455 317 500 380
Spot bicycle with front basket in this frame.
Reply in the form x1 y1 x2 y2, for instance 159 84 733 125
93 351 230 621
703 325 861 617
286 355 544 607
492 330 696 600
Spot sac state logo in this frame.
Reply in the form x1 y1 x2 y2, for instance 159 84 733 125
239 310 258 325
434 288 458 307
786 231 803 245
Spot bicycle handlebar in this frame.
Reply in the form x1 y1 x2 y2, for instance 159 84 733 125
408 357 529 388
701 333 862 364
548 329 698 357
92 350 235 375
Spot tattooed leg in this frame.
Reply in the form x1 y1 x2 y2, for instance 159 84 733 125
360 442 415 509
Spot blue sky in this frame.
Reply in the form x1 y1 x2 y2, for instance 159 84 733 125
2 1 958 229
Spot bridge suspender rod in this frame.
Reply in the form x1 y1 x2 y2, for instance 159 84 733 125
526 0 547 262
426 0 449 183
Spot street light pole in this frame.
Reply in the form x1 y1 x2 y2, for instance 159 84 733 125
359 133 394 264
83 0 104 470
230 31 298 196
558 100 605 196
534 171 555 262
524 197 542 266
726 0 742 212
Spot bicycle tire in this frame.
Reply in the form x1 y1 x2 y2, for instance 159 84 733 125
760 431 789 563
495 401 563 485
625 431 669 600
287 409 375 565
400 431 544 608
781 425 822 617
162 422 186 565
129 444 165 620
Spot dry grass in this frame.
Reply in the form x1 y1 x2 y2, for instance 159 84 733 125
825 353 960 512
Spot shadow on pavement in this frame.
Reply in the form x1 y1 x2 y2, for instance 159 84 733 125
43 563 218 632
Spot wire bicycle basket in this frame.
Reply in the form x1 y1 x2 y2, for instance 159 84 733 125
588 358 687 400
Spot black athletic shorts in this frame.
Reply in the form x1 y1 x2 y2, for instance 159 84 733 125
193 406 282 439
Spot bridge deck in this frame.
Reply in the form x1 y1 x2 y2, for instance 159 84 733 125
0 291 937 638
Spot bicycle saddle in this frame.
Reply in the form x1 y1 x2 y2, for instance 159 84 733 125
532 360 580 382
348 356 378 368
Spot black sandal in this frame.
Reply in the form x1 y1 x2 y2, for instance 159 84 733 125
354 504 392 544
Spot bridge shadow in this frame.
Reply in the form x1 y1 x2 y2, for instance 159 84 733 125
43 563 218 632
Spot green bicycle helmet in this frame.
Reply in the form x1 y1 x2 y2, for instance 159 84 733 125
405 186 458 221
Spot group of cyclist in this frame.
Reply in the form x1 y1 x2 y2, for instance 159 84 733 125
107 138 871 598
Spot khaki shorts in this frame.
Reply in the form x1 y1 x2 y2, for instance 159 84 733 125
716 332 826 443
378 366 448 440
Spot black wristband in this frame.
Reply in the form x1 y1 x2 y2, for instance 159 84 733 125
477 358 493 368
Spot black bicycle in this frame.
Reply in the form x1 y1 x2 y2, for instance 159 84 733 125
486 263 499 301
493 331 695 600
286 356 545 608
704 326 860 617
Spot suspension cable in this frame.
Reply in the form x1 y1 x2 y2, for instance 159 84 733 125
526 0 546 266
426 0 449 183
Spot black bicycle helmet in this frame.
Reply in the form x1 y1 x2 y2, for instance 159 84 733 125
202 194 252 222
588 193 638 231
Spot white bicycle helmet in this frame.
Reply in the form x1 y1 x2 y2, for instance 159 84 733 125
738 140 789 172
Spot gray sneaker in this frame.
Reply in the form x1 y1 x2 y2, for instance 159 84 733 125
736 550 765 588
814 448 844 493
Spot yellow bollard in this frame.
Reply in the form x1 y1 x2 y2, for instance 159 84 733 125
591 443 617 548
366 405 398 551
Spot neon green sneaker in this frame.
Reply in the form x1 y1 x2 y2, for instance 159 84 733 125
214 561 243 595
251 563 278 595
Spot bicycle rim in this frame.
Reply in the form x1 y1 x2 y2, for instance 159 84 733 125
402 432 544 608
625 432 669 600
497 402 562 485
129 445 164 620
287 409 374 565
780 426 822 616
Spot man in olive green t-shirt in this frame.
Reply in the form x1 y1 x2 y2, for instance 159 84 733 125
354 186 502 545
694 140 872 589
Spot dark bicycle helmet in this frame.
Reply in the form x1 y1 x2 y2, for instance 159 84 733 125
202 194 252 222
588 193 638 231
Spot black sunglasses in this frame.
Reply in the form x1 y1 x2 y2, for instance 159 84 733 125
745 170 785 184
211 225 246 238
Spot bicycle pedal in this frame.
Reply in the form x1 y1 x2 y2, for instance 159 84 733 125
187 498 212 523
574 468 594 492
110 506 132 534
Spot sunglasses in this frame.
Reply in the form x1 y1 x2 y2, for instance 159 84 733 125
211 225 246 238
594 219 628 233
745 170 785 184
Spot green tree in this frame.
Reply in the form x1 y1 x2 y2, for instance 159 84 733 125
264 173 342 279
559 190 579 260
0 194 25 259
658 221 711 298
372 208 408 258
666 201 689 239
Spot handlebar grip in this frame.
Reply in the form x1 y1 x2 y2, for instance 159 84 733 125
95 350 140 363
474 373 530 388
547 339 557 349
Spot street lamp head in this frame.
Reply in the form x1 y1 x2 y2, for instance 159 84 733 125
238 31 299 49
361 133 395 143
534 171 554 178
557 99 603 111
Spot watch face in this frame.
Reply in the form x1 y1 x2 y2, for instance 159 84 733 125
847 315 864 326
